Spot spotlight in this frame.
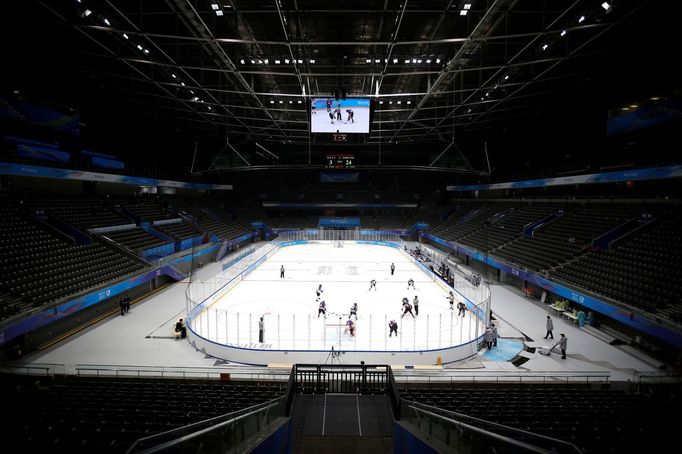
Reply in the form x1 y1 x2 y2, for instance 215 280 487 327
436 58 441 64
407 101 411 104
172 74 177 78
251 60 256 64
181 82 185 86
310 59 315 63
542 44 548 50
426 59 431 63
404 59 410 64
297 59 303 64
270 100 275 104
379 101 384 104
83 9 91 17
366 59 372 63
104 18 111 26
392 58 398 63
460 10 468 16
240 59 245 64
275 60 280 64
578 15 585 23
601 2 611 12
285 59 290 63
464 3 472 9
137 44 143 50
264 59 269 64
144 49 149 54
215 10 223 16
211 3 219 10
123 33 129 39
375 59 380 63
560 30 567 37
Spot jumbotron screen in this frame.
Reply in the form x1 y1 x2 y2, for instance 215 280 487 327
310 98 370 134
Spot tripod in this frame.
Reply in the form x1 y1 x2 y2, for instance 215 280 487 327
325 346 342 365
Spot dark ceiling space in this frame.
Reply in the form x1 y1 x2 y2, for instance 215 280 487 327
1 0 679 181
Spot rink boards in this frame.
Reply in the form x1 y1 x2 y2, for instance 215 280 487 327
187 240 487 366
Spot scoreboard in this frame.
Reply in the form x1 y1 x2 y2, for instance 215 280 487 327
325 154 355 169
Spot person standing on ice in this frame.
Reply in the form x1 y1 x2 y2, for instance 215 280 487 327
318 300 327 319
407 278 415 290
280 265 285 278
390 263 395 275
316 284 323 301
368 279 377 291
349 302 358 320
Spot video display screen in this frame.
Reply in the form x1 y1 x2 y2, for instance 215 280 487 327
311 98 370 133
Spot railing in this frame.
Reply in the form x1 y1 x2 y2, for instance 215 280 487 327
401 400 583 454
293 363 389 394
125 396 286 454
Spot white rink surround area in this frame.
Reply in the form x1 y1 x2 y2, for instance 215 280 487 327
187 241 488 365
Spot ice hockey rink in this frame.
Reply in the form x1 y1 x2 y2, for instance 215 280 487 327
190 242 486 354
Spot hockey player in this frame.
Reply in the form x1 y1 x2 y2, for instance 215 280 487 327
388 320 398 337
407 278 415 290
457 301 467 317
401 297 409 309
446 291 455 310
335 107 342 121
328 110 335 124
280 265 285 278
349 302 358 320
346 318 356 336
413 295 419 316
318 300 327 319
346 109 354 123
368 279 377 291
401 302 415 318
390 263 395 275
316 284 324 301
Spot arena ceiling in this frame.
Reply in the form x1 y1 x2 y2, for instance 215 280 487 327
3 0 675 175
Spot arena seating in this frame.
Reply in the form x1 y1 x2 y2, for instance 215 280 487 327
458 205 558 252
169 200 256 241
123 200 171 222
155 222 200 240
551 212 682 317
0 197 148 320
103 228 170 254
23 194 131 230
399 384 677 454
492 206 639 271
1 374 286 453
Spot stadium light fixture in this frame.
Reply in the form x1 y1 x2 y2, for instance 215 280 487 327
181 82 185 86
264 59 269 64
193 97 199 101
407 101 411 104
211 3 219 10
560 30 567 37
251 59 255 64
417 59 422 63
464 3 472 9
215 10 223 16
366 59 372 63
285 59 290 64
208 106 212 110
297 59 303 64
310 59 316 63
270 100 275 104
436 58 441 64
460 10 468 16
123 33 129 39
137 44 143 50
384 58 388 63
389 101 393 104
404 59 410 63
578 15 585 23
144 49 149 54
397 101 401 104
104 18 111 26
379 101 384 104
426 59 431 63
172 74 176 78
542 44 548 50
258 59 263 64
412 58 417 63
297 100 302 104
392 58 398 63
375 59 380 63
289 100 293 104
240 59 245 64
83 9 91 17
601 2 611 12
275 60 280 64
279 100 283 104
504 75 509 80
